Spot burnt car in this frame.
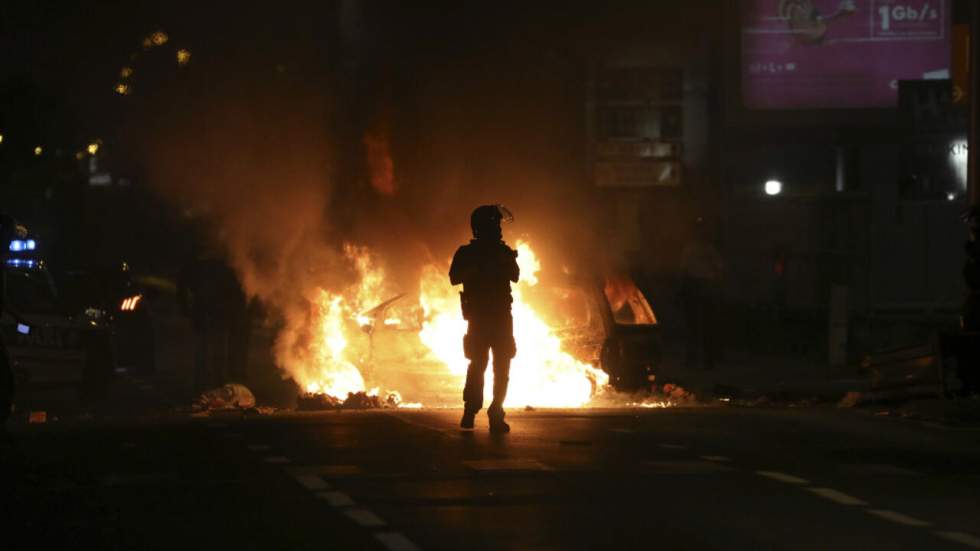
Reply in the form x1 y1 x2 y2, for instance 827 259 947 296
1 247 115 403
530 272 661 391
357 270 661 397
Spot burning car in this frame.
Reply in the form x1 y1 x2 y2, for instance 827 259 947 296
336 246 660 406
278 240 660 408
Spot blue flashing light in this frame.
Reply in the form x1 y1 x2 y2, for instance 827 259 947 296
5 258 35 269
16 323 30 335
8 239 36 252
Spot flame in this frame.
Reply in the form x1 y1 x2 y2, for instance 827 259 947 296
418 240 608 408
284 239 611 408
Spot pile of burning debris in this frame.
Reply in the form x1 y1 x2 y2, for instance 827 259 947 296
297 390 406 411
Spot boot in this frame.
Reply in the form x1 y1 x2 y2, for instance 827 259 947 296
460 410 476 429
487 406 510 434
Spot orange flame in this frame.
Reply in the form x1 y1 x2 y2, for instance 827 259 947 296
283 239 612 408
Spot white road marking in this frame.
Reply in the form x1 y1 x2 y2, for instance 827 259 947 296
806 487 868 506
345 509 386 527
375 532 421 551
659 444 687 450
699 455 731 462
936 531 980 549
247 444 270 452
464 459 552 472
316 491 355 507
866 509 932 527
292 473 330 490
264 456 291 464
755 471 809 485
644 461 733 474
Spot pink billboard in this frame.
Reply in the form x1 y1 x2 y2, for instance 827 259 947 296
741 0 950 109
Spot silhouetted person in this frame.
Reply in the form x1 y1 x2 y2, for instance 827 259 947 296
450 205 519 433
178 250 250 393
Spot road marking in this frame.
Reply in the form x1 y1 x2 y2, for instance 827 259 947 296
345 509 386 527
316 491 355 507
756 471 809 484
464 459 552 472
806 487 868 506
936 531 980 549
247 444 271 452
375 532 421 551
644 461 733 474
292 473 330 490
659 444 687 450
699 455 731 462
264 456 291 464
866 509 932 527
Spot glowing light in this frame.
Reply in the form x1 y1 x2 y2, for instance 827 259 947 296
287 239 611 408
419 240 610 408
87 142 100 155
950 139 968 190
0 134 4 144
947 192 956 201
115 83 131 95
764 179 782 196
120 66 133 79
176 49 191 65
150 31 169 46
120 295 143 311
33 146 42 156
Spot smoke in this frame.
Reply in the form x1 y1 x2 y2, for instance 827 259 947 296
124 4 596 397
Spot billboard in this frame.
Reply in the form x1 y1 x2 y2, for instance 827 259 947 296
741 0 950 109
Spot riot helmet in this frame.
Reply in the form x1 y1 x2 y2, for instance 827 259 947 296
470 204 513 240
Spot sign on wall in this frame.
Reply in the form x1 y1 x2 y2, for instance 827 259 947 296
741 0 951 109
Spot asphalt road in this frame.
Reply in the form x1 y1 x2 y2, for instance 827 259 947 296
4 405 980 551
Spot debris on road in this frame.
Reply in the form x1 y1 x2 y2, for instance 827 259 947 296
297 390 404 411
193 384 256 412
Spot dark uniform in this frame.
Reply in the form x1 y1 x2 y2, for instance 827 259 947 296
450 205 519 433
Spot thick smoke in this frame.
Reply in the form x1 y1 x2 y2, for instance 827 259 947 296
126 4 596 396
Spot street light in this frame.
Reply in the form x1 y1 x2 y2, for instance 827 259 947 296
34 146 42 156
764 179 783 196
